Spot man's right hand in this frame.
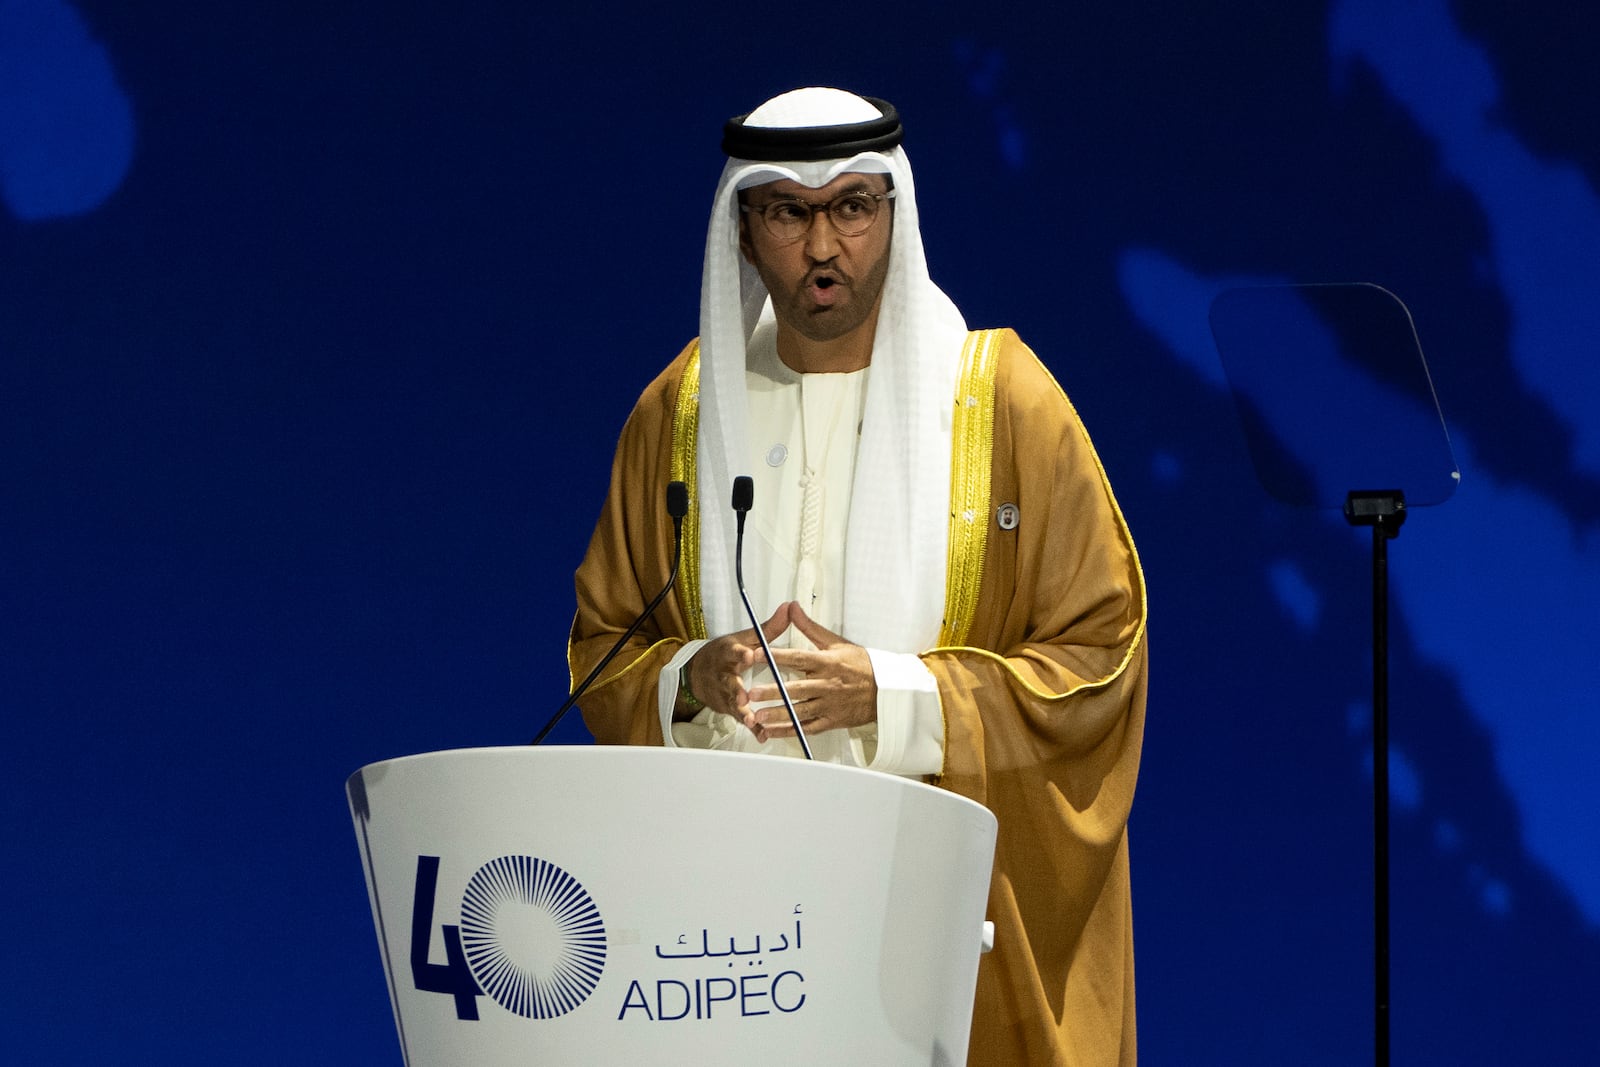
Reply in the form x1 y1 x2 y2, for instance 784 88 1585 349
675 604 793 731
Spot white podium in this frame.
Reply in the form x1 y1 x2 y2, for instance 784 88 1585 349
347 746 997 1066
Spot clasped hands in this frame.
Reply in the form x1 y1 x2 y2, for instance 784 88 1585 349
678 601 877 742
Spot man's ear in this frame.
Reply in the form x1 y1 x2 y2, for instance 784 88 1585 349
737 215 755 265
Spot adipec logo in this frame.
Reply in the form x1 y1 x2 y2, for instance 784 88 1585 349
458 855 609 1019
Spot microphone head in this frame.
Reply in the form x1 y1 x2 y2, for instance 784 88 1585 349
731 476 754 513
666 481 689 519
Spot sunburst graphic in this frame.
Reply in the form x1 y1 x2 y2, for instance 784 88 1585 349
458 855 607 1019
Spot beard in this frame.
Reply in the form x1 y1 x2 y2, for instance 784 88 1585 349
759 245 892 344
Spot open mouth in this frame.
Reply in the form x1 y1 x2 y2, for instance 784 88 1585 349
808 277 841 307
806 272 844 307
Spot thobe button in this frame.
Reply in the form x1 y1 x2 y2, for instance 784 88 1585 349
765 443 788 467
996 502 1020 530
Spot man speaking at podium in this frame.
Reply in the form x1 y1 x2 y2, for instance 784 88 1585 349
570 87 1148 1065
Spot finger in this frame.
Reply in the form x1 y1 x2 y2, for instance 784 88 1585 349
730 689 761 732
759 603 793 641
750 671 827 703
754 700 808 727
745 684 779 706
747 684 800 707
786 601 842 648
757 710 837 739
733 644 763 674
769 648 828 675
747 701 785 743
712 618 765 651
752 708 801 738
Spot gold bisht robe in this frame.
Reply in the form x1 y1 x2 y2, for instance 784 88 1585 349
570 328 1148 1066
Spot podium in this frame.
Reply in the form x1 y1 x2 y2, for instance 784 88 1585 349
347 747 998 1065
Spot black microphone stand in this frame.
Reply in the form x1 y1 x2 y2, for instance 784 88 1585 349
531 482 688 745
731 476 813 760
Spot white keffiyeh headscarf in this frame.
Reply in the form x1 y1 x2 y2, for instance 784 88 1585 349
695 87 969 653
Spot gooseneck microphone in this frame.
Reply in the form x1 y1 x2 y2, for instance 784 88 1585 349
531 480 689 745
731 475 813 760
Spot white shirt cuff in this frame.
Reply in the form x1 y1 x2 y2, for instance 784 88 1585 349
657 639 708 748
864 648 944 776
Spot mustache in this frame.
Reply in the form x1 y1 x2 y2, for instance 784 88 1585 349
803 265 849 289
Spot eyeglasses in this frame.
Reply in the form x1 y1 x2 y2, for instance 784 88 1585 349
741 189 896 242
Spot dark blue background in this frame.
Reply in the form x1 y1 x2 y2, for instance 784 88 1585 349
3 1 1597 1061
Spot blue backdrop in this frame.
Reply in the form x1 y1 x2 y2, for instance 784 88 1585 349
3 1 1596 1061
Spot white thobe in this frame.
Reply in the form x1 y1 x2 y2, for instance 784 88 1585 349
657 326 944 776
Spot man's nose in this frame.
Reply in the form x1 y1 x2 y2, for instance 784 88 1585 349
802 208 840 259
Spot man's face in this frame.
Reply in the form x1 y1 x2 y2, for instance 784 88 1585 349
738 171 893 345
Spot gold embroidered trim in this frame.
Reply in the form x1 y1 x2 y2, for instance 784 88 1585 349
925 350 1150 702
671 344 707 640
582 637 685 697
940 329 1002 647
